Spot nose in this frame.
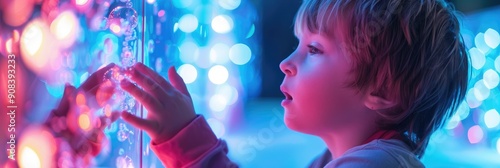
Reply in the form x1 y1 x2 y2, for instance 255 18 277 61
279 53 297 76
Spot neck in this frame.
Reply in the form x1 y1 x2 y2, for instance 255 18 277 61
319 123 378 159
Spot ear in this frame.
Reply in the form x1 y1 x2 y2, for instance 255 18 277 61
363 91 397 111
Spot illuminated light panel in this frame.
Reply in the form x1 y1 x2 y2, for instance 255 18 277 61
484 28 500 49
484 109 500 128
467 125 483 144
229 43 252 65
178 14 198 33
209 94 228 112
469 48 485 70
218 0 241 10
473 79 490 101
210 43 230 64
483 69 499 89
211 15 234 34
207 118 226 138
179 41 200 63
208 65 229 84
177 64 198 84
146 0 155 4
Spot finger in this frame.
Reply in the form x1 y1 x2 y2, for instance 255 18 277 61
121 111 156 134
168 66 190 97
120 79 161 111
81 63 116 95
127 67 165 98
54 84 77 116
133 63 176 93
94 80 117 107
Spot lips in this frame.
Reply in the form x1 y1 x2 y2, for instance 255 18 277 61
280 87 293 100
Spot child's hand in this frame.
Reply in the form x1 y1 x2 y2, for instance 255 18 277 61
47 63 120 157
119 63 196 144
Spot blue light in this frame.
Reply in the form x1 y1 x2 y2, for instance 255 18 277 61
229 43 252 65
212 15 234 34
177 64 198 84
473 79 490 101
456 101 470 120
208 65 229 84
483 69 499 89
484 109 500 128
172 0 193 9
218 0 241 10
470 47 486 69
466 88 482 108
484 28 500 49
178 14 199 33
207 118 226 138
495 56 500 72
210 43 230 64
209 94 228 112
179 41 199 63
475 33 491 54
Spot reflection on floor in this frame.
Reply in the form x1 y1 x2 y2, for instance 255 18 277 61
223 98 500 168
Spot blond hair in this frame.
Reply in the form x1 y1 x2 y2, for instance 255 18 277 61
295 0 469 158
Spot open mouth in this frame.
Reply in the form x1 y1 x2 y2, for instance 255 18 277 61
282 91 293 100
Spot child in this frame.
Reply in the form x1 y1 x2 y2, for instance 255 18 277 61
54 0 469 167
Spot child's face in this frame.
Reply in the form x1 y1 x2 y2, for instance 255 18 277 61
280 32 368 135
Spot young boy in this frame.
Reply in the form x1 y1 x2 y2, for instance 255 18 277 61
53 0 469 167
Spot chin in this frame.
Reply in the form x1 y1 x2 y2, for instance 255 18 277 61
283 112 313 134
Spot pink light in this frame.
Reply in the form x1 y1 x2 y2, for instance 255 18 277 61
6 38 12 54
110 23 122 35
468 125 484 144
75 0 89 5
158 10 165 17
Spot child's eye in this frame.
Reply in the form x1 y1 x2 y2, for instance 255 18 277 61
307 45 322 55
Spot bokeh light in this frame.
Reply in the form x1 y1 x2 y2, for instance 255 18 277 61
473 79 490 101
483 69 499 89
179 41 200 63
207 118 226 138
211 15 234 34
469 47 485 70
172 0 193 8
177 64 198 84
229 43 252 65
209 94 228 112
19 147 41 168
208 65 229 84
179 14 199 33
475 32 491 54
218 0 242 10
484 109 500 129
50 11 80 48
484 28 500 49
468 125 484 144
210 43 230 64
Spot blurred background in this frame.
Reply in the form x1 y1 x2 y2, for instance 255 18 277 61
1 0 500 167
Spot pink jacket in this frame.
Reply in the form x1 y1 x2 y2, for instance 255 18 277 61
150 115 238 168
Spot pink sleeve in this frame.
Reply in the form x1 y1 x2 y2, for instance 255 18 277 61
150 115 238 168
